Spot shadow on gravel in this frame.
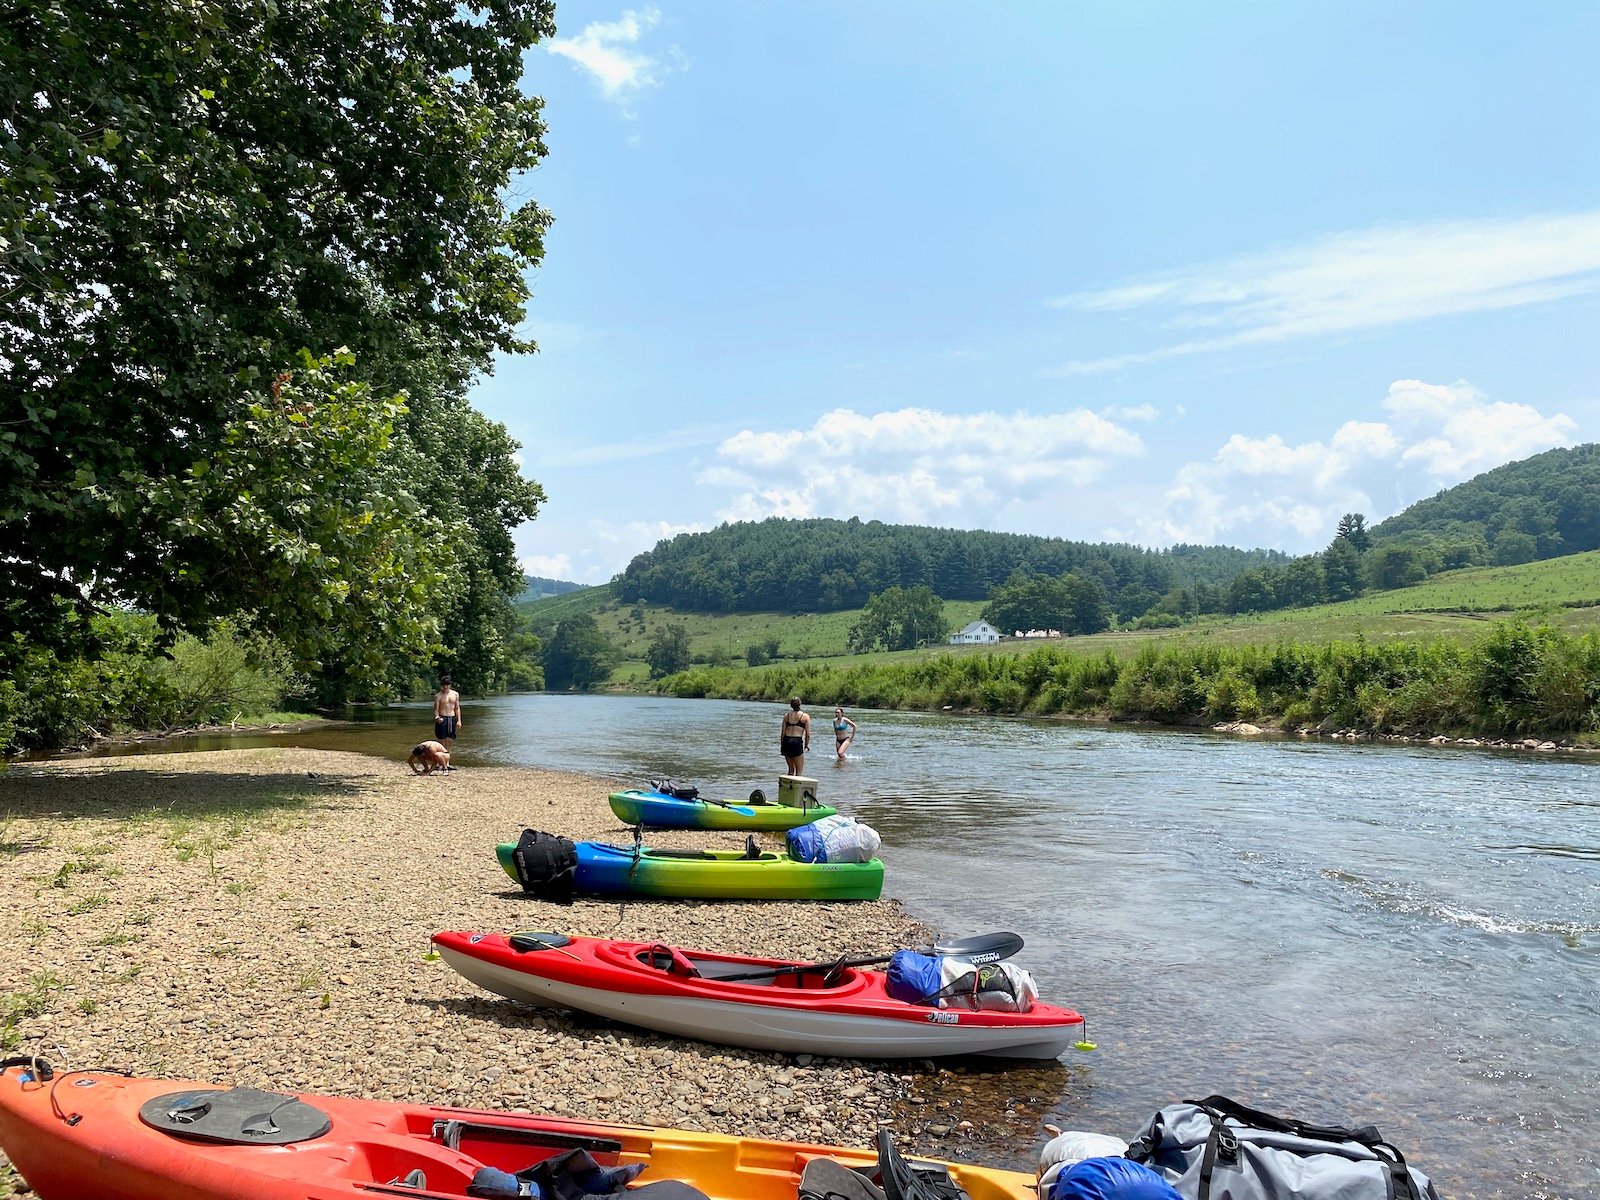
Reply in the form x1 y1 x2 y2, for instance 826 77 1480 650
0 767 360 821
406 993 1078 1098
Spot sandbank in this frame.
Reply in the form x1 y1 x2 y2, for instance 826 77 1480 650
0 749 1065 1194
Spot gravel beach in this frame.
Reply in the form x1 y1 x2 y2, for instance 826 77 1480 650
0 748 1067 1195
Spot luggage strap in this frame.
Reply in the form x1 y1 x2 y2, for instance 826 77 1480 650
1189 1096 1423 1200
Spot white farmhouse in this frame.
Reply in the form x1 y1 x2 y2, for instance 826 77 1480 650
949 619 1001 645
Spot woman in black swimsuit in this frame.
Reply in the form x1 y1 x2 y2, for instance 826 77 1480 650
779 696 811 776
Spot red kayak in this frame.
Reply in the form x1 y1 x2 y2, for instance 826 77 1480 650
0 1058 1038 1200
432 931 1085 1060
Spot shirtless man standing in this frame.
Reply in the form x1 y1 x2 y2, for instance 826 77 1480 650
434 677 462 763
779 697 811 776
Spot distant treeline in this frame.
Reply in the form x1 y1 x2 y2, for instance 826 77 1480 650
653 623 1600 742
618 518 1287 614
519 576 586 602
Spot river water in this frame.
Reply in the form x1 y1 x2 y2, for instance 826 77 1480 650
88 694 1599 1198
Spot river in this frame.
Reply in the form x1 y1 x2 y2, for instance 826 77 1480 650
86 693 1599 1199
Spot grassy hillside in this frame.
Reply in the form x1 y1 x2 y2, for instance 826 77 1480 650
519 551 1600 682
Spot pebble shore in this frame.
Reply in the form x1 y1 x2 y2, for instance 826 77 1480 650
0 749 1066 1195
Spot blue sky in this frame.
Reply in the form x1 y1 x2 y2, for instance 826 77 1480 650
472 2 1600 584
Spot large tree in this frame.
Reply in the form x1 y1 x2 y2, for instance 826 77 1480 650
847 586 948 653
645 624 693 679
1 0 555 692
542 614 617 691
983 571 1111 637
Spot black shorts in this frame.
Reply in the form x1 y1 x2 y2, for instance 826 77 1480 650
435 715 458 740
781 735 805 758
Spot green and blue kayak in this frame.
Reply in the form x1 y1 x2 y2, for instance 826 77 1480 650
496 833 884 901
608 787 837 831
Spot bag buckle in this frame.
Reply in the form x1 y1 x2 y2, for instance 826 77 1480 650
1215 1127 1239 1164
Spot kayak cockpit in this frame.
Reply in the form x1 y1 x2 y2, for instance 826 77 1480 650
631 945 864 992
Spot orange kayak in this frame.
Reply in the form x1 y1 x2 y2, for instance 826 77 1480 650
0 1058 1037 1200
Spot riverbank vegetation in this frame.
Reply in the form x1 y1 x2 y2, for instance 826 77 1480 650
652 621 1600 743
0 616 317 755
524 550 1600 682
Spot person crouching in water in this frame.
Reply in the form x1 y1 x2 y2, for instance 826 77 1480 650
408 740 451 775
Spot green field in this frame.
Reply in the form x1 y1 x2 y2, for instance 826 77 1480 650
521 551 1600 682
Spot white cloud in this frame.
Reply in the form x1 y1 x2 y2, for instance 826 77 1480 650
1046 212 1600 375
548 7 670 105
1124 379 1576 549
589 516 706 550
1384 379 1579 477
706 406 1145 526
519 517 708 587
521 554 572 579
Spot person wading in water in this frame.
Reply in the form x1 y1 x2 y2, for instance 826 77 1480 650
779 697 811 775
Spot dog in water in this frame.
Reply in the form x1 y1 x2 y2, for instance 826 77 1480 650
408 740 451 775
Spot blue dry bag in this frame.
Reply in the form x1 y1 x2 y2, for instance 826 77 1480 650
884 950 942 1005
786 823 827 863
1046 1159 1181 1200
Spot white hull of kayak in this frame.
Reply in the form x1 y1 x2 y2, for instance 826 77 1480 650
437 947 1075 1059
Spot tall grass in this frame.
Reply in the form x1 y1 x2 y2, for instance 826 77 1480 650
654 622 1600 740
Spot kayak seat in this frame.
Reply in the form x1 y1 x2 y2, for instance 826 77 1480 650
637 946 704 978
801 1158 886 1200
741 835 762 860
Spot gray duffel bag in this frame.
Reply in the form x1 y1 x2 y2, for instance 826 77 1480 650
1124 1095 1439 1200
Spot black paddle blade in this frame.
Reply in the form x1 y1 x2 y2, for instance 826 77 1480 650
929 931 1024 964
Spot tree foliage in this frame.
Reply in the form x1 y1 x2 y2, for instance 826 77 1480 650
983 571 1111 637
1370 444 1600 562
646 624 693 679
1 0 555 699
1335 513 1372 552
847 587 948 653
541 614 617 691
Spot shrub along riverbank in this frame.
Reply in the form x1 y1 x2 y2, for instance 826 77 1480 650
652 622 1600 744
0 617 310 757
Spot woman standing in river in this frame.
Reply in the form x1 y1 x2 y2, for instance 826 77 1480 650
832 707 858 762
779 697 811 775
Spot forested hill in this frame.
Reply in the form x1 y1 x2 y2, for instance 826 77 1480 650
616 517 1286 614
1372 444 1599 564
519 575 585 602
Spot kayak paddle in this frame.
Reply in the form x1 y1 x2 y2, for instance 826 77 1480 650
711 930 1024 984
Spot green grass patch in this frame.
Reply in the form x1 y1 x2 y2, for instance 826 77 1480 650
1 970 62 1052
66 891 109 915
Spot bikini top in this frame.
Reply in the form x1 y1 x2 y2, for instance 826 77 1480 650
783 713 807 731
834 718 849 732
